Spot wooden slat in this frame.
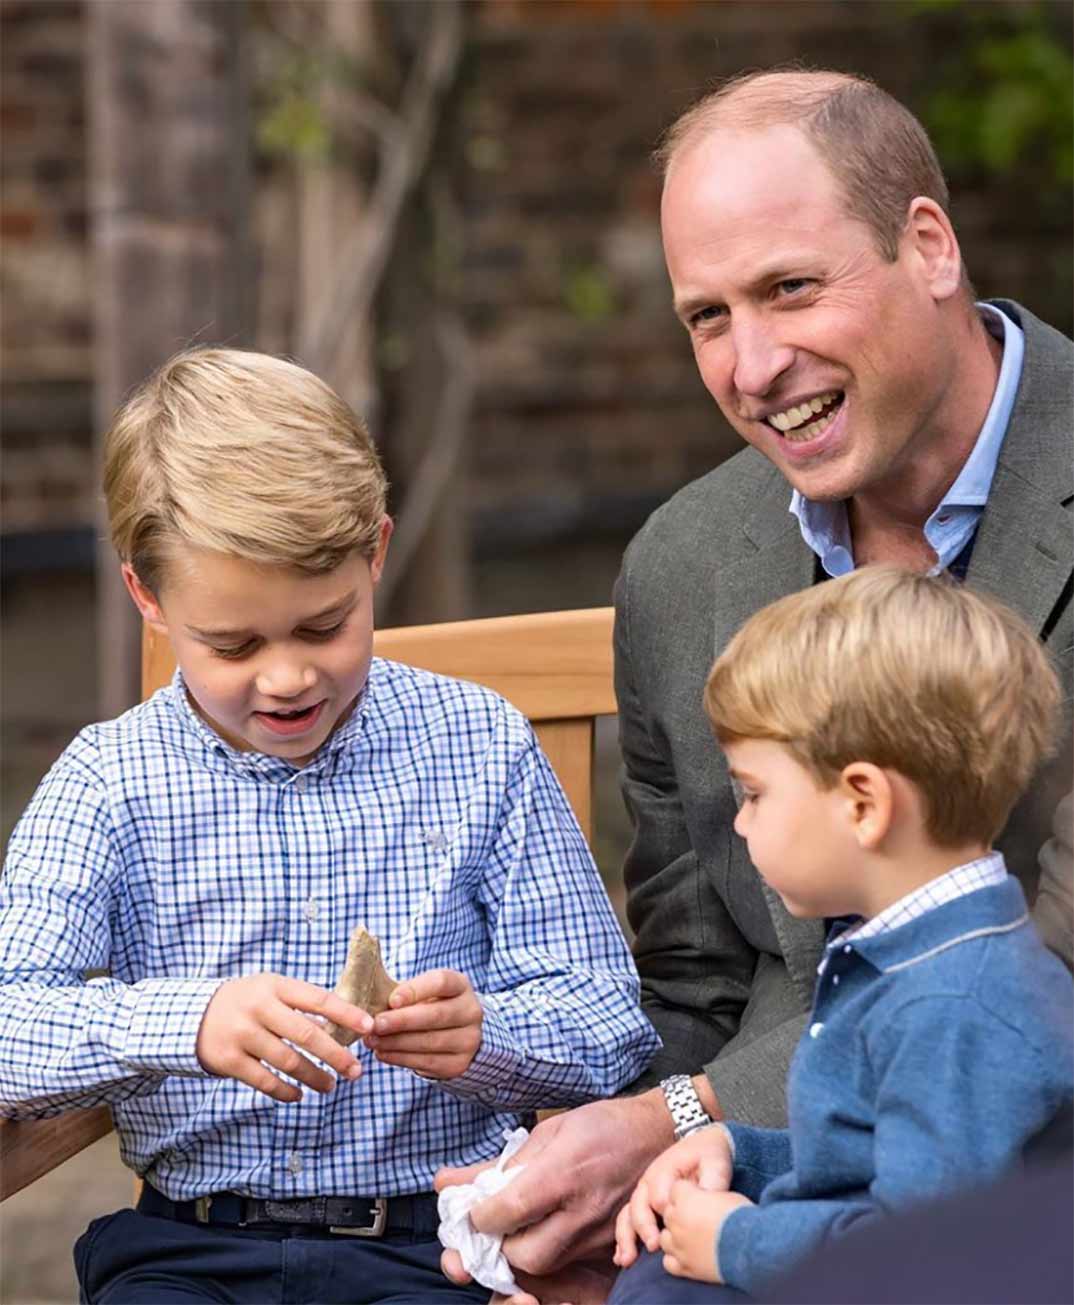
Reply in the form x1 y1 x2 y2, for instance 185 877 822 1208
373 608 616 722
535 718 595 842
0 1108 114 1201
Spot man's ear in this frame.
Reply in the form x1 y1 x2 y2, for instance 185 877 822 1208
838 762 894 850
121 563 167 633
369 515 394 587
903 197 962 303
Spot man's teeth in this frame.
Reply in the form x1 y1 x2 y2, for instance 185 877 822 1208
766 391 842 442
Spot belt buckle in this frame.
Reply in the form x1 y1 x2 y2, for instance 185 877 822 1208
194 1195 213 1225
330 1197 388 1238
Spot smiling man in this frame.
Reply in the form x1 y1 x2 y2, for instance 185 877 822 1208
437 67 1073 1305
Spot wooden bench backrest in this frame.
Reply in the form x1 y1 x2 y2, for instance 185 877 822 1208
1 607 616 1199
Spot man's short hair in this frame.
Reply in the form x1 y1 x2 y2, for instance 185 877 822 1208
704 566 1060 848
104 347 388 593
656 67 951 264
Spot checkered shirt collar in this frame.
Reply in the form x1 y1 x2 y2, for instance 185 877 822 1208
825 851 1007 965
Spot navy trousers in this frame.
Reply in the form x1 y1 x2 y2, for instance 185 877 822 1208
74 1206 492 1305
608 1249 753 1305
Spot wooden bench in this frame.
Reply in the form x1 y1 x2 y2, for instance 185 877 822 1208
0 607 616 1200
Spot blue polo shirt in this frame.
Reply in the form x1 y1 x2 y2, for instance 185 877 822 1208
715 874 1073 1295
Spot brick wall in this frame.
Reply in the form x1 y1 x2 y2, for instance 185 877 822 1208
1 1 94 534
2 0 1070 544
458 0 1073 537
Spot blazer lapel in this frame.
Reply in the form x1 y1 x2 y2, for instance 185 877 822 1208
969 302 1074 636
709 456 816 646
966 462 1072 638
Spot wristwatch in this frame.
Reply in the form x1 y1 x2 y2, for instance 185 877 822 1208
660 1073 712 1140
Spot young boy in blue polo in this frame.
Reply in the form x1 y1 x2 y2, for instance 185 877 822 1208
0 347 659 1304
611 566 1073 1303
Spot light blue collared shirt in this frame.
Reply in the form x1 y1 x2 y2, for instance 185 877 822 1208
791 303 1025 577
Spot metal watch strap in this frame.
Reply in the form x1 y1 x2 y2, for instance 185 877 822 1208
660 1073 712 1140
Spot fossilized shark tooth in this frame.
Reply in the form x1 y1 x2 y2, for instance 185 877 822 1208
325 924 397 1046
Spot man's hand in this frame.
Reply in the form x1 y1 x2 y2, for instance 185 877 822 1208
613 1123 733 1268
661 1182 753 1283
435 1091 678 1277
365 968 483 1078
487 1258 618 1305
196 973 370 1102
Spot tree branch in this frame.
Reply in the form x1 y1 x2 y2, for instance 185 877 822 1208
298 0 463 374
375 310 475 612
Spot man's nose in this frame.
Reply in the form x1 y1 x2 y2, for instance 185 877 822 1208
255 658 316 699
730 318 795 398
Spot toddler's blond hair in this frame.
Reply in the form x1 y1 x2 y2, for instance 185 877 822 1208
104 347 387 593
705 566 1060 846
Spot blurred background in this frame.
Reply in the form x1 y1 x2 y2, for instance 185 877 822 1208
1 0 1071 1299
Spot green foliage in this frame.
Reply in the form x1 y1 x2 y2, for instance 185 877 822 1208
563 263 616 324
256 53 332 162
909 1 1073 184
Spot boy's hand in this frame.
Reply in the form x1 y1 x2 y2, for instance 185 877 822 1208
661 1182 753 1283
365 968 483 1078
613 1125 732 1269
196 973 371 1102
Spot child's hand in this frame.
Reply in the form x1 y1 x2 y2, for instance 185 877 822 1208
661 1181 753 1283
365 968 483 1078
196 973 371 1102
613 1124 732 1269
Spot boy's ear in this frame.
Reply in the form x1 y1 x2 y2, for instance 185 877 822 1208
121 564 167 633
838 762 894 850
369 516 394 587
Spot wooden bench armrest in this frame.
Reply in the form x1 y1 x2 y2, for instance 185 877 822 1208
0 1107 114 1201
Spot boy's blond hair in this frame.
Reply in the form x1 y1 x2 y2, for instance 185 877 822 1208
104 347 388 593
704 566 1060 847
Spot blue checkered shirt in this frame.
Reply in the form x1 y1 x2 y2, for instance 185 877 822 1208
0 660 659 1200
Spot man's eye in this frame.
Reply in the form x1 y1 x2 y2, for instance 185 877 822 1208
776 278 811 296
689 306 723 328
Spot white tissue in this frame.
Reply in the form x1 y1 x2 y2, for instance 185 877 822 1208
437 1126 529 1296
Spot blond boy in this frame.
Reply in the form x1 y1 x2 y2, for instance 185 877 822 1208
0 348 658 1304
611 566 1073 1303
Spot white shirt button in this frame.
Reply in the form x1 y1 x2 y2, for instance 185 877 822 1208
287 1151 302 1175
843 945 852 954
303 897 319 923
293 776 309 793
832 974 840 986
809 1022 824 1039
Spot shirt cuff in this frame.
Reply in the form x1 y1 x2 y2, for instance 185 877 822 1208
116 976 227 1076
433 1003 525 1106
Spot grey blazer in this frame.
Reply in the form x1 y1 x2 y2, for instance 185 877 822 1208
614 301 1073 1126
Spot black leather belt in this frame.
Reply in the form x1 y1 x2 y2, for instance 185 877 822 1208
138 1182 439 1238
